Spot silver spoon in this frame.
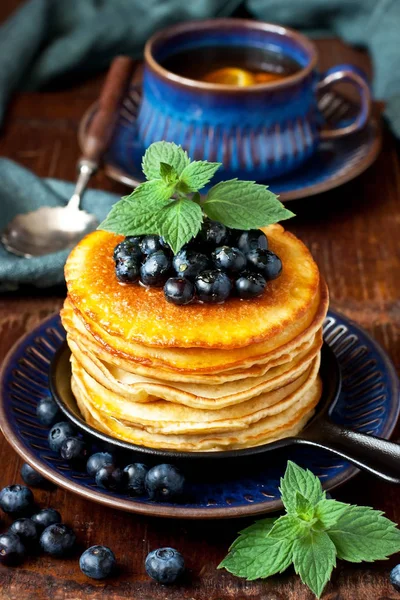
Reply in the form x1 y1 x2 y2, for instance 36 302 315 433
2 56 136 258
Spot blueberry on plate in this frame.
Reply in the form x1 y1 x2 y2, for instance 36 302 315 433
95 465 126 491
236 229 268 254
140 250 172 287
20 463 47 488
390 564 400 591
123 463 148 496
172 249 209 280
247 248 282 281
164 277 195 306
9 518 40 546
31 508 62 531
145 547 185 584
145 464 185 502
36 397 61 427
40 523 76 557
80 545 116 579
0 532 25 565
115 256 140 283
140 235 162 256
212 246 247 274
86 452 115 477
60 437 88 465
113 237 142 261
48 421 76 453
198 219 228 247
195 270 232 303
235 271 266 299
0 484 34 516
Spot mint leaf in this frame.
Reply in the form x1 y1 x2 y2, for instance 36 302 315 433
219 532 293 581
230 518 277 552
142 141 189 180
292 530 336 598
159 162 179 185
280 461 324 514
179 160 221 192
295 492 315 521
315 499 350 529
328 506 400 562
157 198 202 254
203 180 294 229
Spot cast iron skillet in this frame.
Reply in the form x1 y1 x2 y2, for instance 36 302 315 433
50 341 400 482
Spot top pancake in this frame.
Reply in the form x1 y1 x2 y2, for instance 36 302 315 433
65 224 320 349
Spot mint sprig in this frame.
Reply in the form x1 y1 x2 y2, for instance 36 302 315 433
99 141 294 254
219 461 400 598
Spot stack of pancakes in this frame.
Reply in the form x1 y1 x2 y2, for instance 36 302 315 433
61 224 328 452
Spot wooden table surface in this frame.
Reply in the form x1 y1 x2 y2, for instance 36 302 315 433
1 4 400 600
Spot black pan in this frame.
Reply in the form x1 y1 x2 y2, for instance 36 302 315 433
50 342 400 482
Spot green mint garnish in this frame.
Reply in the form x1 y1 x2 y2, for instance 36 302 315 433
218 461 400 598
98 141 294 254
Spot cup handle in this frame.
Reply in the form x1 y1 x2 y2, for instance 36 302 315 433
316 65 371 140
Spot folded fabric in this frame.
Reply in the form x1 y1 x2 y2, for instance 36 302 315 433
0 159 119 290
0 0 399 135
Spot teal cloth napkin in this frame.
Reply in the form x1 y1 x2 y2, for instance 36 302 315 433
0 0 399 288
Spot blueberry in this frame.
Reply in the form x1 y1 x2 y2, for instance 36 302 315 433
31 508 61 531
80 545 116 579
21 463 47 487
95 465 126 491
0 533 25 565
140 250 172 287
0 484 34 516
140 235 162 256
145 464 185 502
123 463 148 496
145 547 185 584
390 564 400 591
113 238 142 261
86 452 115 477
60 437 88 465
40 523 76 557
9 518 40 546
235 271 266 299
115 256 140 283
164 277 195 306
198 219 228 247
237 230 268 254
247 249 282 280
212 246 247 274
195 270 232 303
36 397 61 427
48 421 76 453
172 249 209 280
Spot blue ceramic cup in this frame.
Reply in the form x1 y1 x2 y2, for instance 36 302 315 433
137 19 371 181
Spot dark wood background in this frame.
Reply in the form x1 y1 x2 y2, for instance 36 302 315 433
0 2 399 599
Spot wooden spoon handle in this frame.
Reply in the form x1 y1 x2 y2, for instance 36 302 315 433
82 56 137 163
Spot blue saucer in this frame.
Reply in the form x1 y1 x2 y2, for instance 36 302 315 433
79 85 381 201
0 310 398 519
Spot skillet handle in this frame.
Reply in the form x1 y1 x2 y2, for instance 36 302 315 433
299 419 400 484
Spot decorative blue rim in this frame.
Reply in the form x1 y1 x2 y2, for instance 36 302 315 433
0 310 398 519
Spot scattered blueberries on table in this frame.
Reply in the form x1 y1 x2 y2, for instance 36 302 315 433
145 464 185 502
20 463 47 488
86 452 115 477
145 547 185 584
36 397 61 427
48 421 76 453
31 508 62 531
0 532 26 565
112 225 282 305
80 545 116 579
40 523 76 557
0 484 34 515
9 518 40 546
390 564 400 591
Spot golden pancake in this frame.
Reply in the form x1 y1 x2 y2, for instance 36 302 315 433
64 224 321 349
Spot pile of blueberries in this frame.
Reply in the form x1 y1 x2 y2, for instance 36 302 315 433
38 397 185 502
113 219 282 305
0 475 185 584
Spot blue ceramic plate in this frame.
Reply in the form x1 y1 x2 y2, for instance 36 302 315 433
0 310 398 519
78 85 381 202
